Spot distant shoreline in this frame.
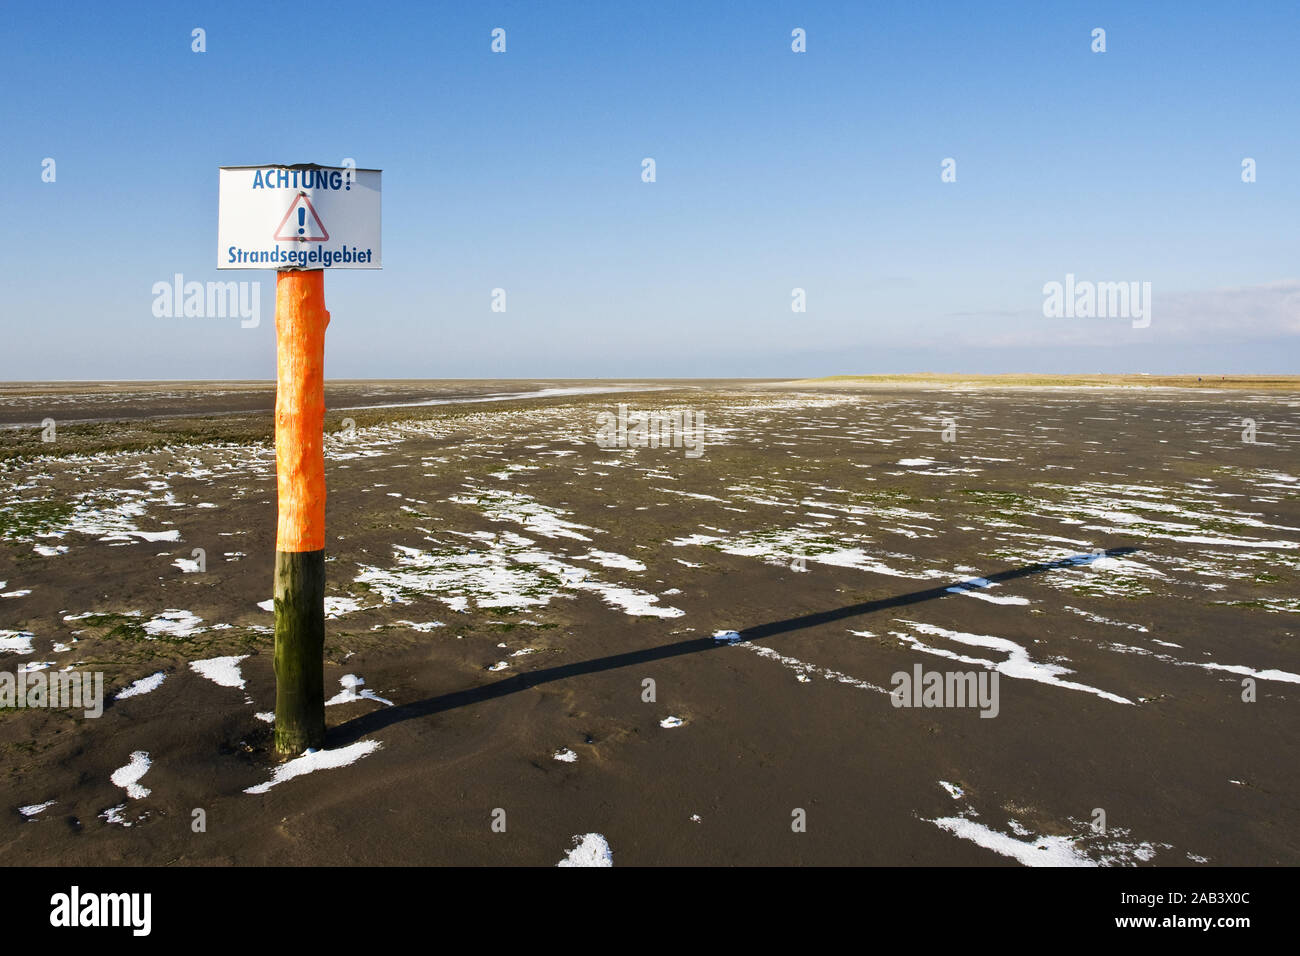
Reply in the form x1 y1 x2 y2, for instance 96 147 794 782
764 374 1300 391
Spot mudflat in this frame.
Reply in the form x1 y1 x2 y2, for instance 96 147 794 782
1 380 1296 865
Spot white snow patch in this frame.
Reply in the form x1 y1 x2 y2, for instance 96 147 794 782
189 655 248 690
945 578 1031 605
325 674 394 707
577 549 646 571
244 740 382 794
398 620 445 632
143 609 204 639
1195 660 1300 685
573 579 684 618
110 751 152 799
931 816 1096 867
0 631 36 654
556 832 613 867
325 596 368 619
893 620 1132 705
115 671 166 700
99 804 131 827
451 488 598 542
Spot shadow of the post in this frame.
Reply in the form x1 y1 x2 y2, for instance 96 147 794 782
329 546 1139 746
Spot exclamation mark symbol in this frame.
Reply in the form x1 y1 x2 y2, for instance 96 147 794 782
297 206 306 235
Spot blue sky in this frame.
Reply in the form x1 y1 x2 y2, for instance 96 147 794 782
2 0 1297 379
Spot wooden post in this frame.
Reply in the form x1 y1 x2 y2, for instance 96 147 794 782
272 269 329 755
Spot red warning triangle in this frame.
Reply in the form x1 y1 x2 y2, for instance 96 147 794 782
273 193 330 241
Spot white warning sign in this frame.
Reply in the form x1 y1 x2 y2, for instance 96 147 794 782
218 164 381 270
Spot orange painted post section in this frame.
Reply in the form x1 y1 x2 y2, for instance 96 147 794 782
275 270 330 551
272 269 330 755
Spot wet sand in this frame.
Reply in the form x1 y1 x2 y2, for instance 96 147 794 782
1 381 1297 865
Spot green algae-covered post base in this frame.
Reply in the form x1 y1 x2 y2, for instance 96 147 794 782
273 549 327 755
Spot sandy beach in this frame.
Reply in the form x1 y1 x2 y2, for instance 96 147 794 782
1 379 1296 865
